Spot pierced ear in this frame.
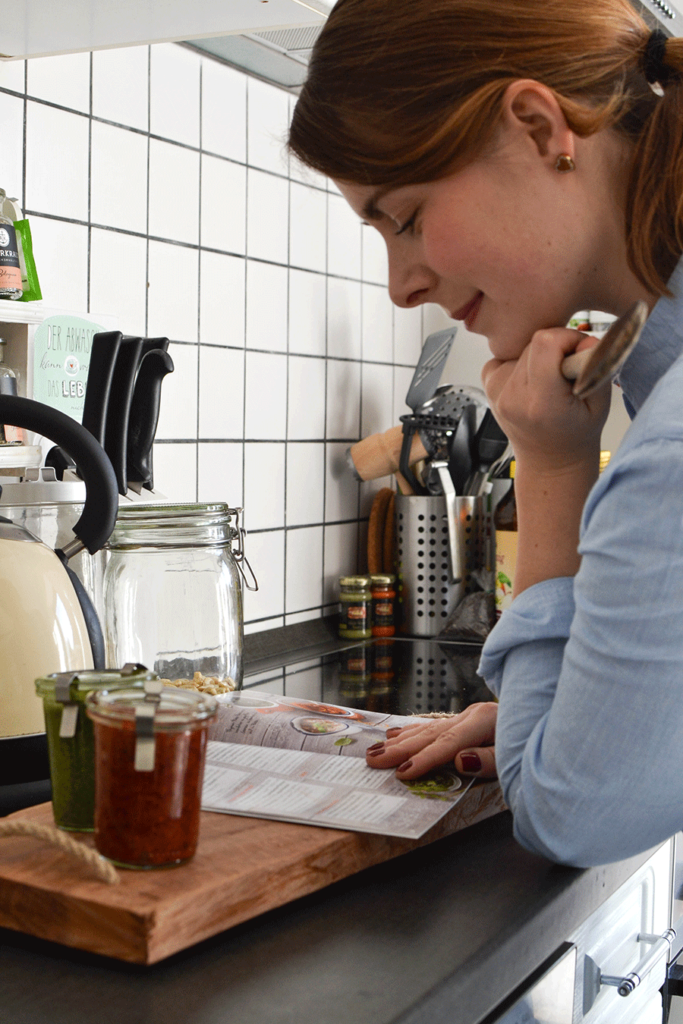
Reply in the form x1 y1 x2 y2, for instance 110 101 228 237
502 81 572 162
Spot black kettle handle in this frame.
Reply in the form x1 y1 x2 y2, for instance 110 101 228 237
0 394 118 555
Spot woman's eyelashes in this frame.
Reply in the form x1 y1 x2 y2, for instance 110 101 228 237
395 209 419 235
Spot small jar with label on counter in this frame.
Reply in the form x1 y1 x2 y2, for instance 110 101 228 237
338 575 372 639
35 665 153 832
370 574 396 637
86 681 217 869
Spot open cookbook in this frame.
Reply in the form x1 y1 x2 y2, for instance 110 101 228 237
202 691 473 839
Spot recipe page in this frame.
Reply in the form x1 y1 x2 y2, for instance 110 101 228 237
202 691 472 839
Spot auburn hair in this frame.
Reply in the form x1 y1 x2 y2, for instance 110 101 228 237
289 0 683 296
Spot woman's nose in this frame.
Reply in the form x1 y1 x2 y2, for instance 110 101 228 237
387 249 437 309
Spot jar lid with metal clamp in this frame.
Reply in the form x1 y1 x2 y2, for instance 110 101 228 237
86 681 217 869
34 663 153 832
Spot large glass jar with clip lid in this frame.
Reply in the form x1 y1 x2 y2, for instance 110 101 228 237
101 504 254 695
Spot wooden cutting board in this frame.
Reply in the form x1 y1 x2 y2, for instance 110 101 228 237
0 783 505 964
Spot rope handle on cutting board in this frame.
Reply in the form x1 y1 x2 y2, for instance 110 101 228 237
0 820 119 884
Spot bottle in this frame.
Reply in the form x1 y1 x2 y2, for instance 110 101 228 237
338 575 372 639
0 337 24 443
370 573 396 637
0 190 23 300
494 461 517 619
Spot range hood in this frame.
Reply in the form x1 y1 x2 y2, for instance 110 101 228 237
186 23 324 91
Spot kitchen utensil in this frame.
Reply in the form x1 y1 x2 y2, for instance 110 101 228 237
44 330 122 480
104 335 144 495
395 491 488 634
347 426 428 482
465 408 508 496
126 346 174 492
447 400 476 495
405 327 458 413
0 393 119 740
560 300 648 398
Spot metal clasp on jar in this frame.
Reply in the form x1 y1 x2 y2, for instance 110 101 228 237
229 507 259 592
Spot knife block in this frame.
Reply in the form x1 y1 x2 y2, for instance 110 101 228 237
395 493 490 637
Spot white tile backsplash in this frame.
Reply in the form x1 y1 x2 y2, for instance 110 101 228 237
90 121 148 234
0 92 25 206
247 77 290 176
289 268 326 357
198 441 243 508
327 194 361 280
326 358 361 440
5 41 425 631
201 58 246 163
327 277 362 360
360 362 395 439
89 228 148 335
200 155 246 255
289 182 327 273
25 101 89 221
147 240 199 342
198 346 245 439
0 59 25 93
28 216 89 310
242 529 285 623
286 526 323 613
362 283 394 363
149 43 200 148
362 224 389 286
286 442 325 526
246 168 289 264
148 139 199 245
92 45 149 131
199 250 246 347
152 442 197 501
287 356 326 440
155 342 199 439
245 260 288 352
27 52 90 113
325 442 359 523
244 350 288 439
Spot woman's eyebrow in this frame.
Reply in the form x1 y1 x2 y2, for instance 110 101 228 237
362 191 387 222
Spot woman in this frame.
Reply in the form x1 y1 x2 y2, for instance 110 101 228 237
289 0 683 867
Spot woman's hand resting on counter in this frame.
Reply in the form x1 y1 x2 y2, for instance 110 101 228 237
366 702 498 779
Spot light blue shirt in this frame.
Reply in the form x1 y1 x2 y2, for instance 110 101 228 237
479 259 683 867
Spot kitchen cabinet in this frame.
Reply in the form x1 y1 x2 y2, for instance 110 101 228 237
4 0 332 61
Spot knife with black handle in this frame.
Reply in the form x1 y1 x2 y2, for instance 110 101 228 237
126 346 174 492
45 330 122 479
104 335 144 496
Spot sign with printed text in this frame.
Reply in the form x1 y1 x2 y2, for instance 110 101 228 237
32 315 106 421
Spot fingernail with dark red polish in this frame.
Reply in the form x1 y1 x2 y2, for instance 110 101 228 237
397 760 413 773
460 752 481 773
367 743 385 756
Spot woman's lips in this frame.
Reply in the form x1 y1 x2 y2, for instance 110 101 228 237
452 292 483 330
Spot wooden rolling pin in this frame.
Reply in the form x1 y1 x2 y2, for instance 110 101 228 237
348 426 428 483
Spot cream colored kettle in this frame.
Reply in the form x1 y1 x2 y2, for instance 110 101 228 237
0 395 118 738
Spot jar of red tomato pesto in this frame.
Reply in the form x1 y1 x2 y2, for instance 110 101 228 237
86 681 217 869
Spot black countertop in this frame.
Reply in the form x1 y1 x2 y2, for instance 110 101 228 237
0 625 662 1023
0 813 657 1024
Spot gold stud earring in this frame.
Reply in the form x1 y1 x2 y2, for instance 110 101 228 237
555 153 576 173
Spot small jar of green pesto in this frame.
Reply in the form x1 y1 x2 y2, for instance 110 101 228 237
338 575 372 640
35 665 155 832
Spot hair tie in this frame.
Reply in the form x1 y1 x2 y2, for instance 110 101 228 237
643 28 670 86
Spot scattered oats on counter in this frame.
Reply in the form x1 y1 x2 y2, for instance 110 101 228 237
161 672 237 695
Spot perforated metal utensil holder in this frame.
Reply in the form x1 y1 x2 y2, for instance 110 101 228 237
395 493 488 636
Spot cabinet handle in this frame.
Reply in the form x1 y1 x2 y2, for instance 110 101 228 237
601 928 676 997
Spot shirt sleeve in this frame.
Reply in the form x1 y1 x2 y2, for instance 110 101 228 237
478 435 683 866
